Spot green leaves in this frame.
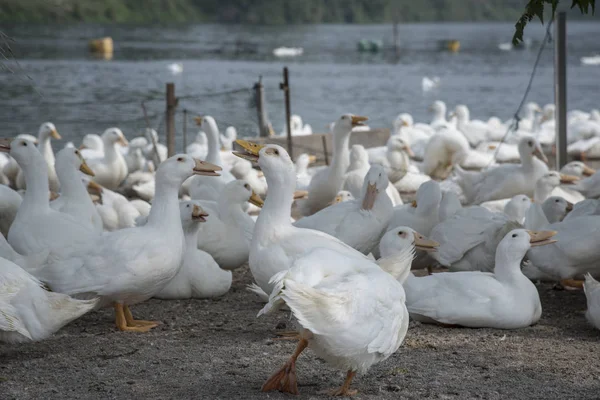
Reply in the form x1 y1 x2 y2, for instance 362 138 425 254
512 0 596 45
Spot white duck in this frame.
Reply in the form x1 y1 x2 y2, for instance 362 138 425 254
0 257 99 343
422 127 469 179
456 136 548 204
388 180 441 236
429 100 452 129
330 190 355 204
258 247 408 396
230 158 268 197
294 153 317 192
188 116 236 201
503 194 532 223
3 139 98 256
142 129 168 166
50 148 103 232
583 274 600 330
295 165 393 255
344 144 402 206
0 184 22 237
0 233 48 273
302 114 368 215
155 200 231 299
78 133 104 160
405 229 555 328
87 128 129 190
451 104 489 147
30 155 222 332
15 122 62 192
196 180 264 271
91 182 145 231
379 136 414 185
232 140 373 295
186 131 208 160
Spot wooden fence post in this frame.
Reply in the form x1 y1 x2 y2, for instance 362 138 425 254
279 67 293 160
183 108 188 151
166 82 176 157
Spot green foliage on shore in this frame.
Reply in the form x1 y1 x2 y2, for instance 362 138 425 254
0 0 595 24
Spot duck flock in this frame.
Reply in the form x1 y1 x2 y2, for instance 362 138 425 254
2 100 600 396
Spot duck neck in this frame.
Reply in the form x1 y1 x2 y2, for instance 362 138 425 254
219 198 247 225
520 152 535 171
205 121 223 165
37 135 55 165
22 156 50 210
56 164 89 203
104 141 121 163
329 130 351 186
255 168 295 241
183 221 201 248
533 183 552 203
494 250 526 282
146 176 182 231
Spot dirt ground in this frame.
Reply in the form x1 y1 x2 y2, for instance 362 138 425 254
2 265 600 400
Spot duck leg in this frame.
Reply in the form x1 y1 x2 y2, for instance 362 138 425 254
261 338 308 394
560 279 584 290
113 303 156 332
273 330 300 340
123 305 160 328
326 370 358 396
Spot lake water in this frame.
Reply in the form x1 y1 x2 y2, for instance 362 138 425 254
1 22 599 150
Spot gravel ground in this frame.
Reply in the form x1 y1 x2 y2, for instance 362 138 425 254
2 265 600 400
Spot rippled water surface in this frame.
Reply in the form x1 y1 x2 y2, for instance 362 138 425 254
1 22 599 149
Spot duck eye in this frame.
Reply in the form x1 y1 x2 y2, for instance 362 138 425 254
528 141 533 146
555 199 560 202
244 184 250 189
177 157 184 162
187 204 190 207
21 141 27 146
397 231 404 236
512 233 518 238
274 149 279 155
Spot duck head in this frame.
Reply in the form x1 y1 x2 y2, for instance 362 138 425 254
379 226 439 258
541 196 573 223
222 179 264 208
3 138 44 168
79 133 103 151
333 114 369 134
156 154 221 186
560 161 595 177
387 136 414 158
102 128 128 147
55 147 95 177
499 229 556 263
38 122 61 141
179 200 209 233
518 136 548 164
360 165 389 210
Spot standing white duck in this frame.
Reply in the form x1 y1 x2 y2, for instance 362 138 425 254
31 155 222 332
406 229 556 328
196 180 264 271
583 274 600 330
15 122 62 192
88 128 129 190
3 139 98 256
258 247 408 396
50 148 103 232
188 116 235 201
456 136 548 204
155 200 231 299
295 165 393 255
0 257 99 343
232 140 372 296
302 114 368 215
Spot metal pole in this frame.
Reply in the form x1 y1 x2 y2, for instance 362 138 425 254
255 76 269 137
183 108 188 151
321 135 329 166
280 67 293 160
166 82 176 158
555 12 567 169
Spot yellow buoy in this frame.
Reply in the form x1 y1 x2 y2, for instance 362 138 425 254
89 37 113 59
447 40 460 53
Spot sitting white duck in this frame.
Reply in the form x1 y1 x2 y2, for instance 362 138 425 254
406 229 556 328
50 148 103 232
78 133 104 160
422 127 469 179
155 200 231 299
230 158 268 197
29 154 222 332
88 128 129 190
196 180 263 271
451 104 489 147
388 180 441 236
0 256 99 343
295 165 393 255
456 136 548 204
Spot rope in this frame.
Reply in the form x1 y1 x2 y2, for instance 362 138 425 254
488 19 553 166
178 87 252 101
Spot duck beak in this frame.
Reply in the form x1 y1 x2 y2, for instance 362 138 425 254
117 136 129 147
559 174 579 184
583 165 596 176
79 160 95 177
193 159 222 176
78 144 88 150
401 120 410 127
361 183 378 210
51 129 62 140
233 139 264 163
308 155 317 164
533 145 548 164
90 193 103 205
194 116 203 126
87 180 104 196
403 144 415 158
411 200 417 208
249 191 264 208
413 232 440 252
0 138 11 153
192 204 209 222
49 191 60 201
293 190 309 200
328 194 344 205
351 115 368 127
488 144 497 150
565 201 574 212
527 230 557 247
